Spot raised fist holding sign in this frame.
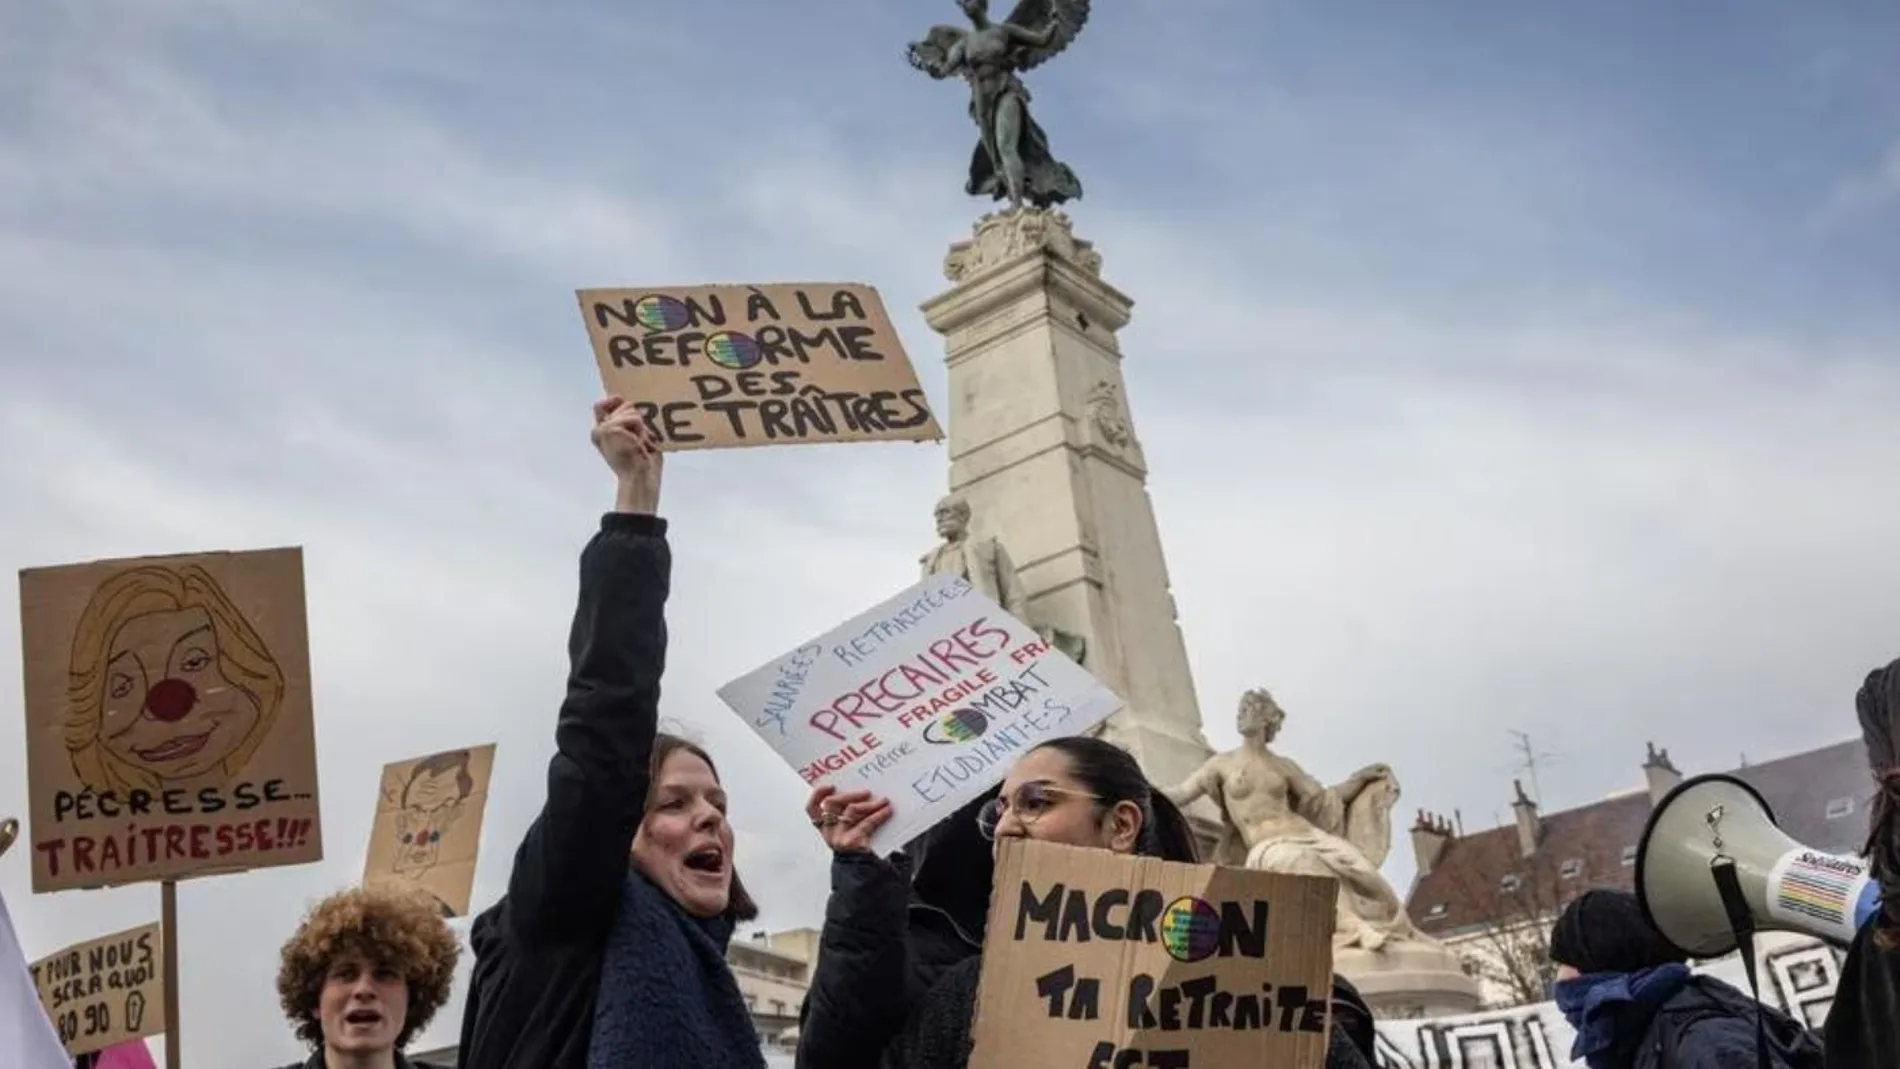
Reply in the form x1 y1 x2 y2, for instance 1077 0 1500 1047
592 396 663 514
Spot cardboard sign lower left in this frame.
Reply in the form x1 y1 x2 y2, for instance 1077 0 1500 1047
29 922 164 1056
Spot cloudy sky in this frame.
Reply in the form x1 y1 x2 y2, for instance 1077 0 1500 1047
2 0 1897 1063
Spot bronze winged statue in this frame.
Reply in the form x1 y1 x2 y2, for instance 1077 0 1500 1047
906 0 1089 212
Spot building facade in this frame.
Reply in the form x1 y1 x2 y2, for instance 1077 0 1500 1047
1403 738 1867 1008
729 927 820 1050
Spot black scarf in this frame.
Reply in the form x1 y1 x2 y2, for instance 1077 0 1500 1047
588 871 765 1069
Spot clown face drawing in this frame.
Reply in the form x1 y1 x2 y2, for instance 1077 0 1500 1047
64 565 284 792
386 750 474 879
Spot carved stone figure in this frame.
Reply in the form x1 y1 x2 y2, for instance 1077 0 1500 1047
921 494 1087 666
922 493 1031 618
906 0 1089 212
1166 689 1428 951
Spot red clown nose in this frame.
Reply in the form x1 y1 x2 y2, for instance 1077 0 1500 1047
143 678 197 722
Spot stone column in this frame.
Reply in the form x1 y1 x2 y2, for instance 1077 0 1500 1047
919 210 1212 791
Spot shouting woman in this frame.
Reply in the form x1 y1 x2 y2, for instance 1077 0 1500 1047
455 397 763 1069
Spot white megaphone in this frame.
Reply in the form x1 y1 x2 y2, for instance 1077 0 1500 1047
1635 773 1880 956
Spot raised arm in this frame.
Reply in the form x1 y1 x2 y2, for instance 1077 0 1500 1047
797 787 915 1069
504 398 669 939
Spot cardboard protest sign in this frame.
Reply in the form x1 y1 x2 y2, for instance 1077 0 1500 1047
28 923 164 1057
718 572 1122 853
362 743 497 917
575 282 943 451
969 840 1338 1069
19 548 323 891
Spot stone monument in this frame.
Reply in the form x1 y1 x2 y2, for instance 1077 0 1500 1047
1165 690 1480 1016
915 210 1213 789
904 0 1211 795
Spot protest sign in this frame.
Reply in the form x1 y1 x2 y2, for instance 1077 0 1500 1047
28 923 164 1057
362 743 497 917
575 282 943 451
717 572 1122 853
19 548 323 891
969 840 1337 1069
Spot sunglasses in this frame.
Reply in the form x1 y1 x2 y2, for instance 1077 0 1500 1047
975 782 1100 840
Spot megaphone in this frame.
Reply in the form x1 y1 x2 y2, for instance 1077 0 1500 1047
1635 773 1880 956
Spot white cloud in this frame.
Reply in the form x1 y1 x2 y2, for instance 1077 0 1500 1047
3 4 1898 1067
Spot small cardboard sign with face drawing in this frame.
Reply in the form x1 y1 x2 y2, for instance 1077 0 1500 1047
362 743 496 917
18 547 323 892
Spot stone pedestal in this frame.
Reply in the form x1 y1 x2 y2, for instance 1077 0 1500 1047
1335 945 1483 1019
920 210 1212 791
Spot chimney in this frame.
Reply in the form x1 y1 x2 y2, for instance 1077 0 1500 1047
1511 779 1541 858
1410 810 1456 876
1643 742 1682 805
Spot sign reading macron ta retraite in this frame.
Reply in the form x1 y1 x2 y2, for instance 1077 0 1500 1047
970 840 1338 1069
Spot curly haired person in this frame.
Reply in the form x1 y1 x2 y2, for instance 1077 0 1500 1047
274 885 460 1069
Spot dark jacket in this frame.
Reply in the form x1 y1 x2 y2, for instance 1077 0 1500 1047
796 790 1378 1069
1824 921 1900 1068
1630 975 1822 1069
797 788 996 1069
454 513 671 1069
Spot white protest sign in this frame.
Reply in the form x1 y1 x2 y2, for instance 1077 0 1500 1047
718 572 1123 852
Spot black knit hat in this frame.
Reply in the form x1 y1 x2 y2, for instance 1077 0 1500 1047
1549 889 1688 974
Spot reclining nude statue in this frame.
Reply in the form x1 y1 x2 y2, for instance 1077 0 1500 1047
1165 688 1428 952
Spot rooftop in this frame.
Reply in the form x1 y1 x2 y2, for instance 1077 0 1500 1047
1405 737 1868 936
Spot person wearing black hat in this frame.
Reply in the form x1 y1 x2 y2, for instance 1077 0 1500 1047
1548 889 1821 1068
1825 655 1900 1068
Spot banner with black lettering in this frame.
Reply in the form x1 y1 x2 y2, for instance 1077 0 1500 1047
969 840 1336 1069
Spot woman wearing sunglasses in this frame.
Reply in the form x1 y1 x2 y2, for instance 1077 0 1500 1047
794 735 1378 1069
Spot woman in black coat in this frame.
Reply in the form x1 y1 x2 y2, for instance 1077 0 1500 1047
455 397 764 1069
795 734 1379 1069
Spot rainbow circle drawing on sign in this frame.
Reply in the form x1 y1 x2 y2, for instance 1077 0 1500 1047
1160 895 1222 963
633 295 693 332
920 707 989 745
706 330 763 370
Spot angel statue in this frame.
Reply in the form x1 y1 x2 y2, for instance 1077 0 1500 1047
906 0 1088 212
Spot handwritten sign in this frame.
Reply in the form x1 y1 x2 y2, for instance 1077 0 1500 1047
362 743 497 917
19 547 323 891
575 282 943 451
28 923 164 1056
969 840 1337 1069
717 573 1121 852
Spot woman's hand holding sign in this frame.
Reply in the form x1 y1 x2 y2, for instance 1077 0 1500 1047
592 396 663 514
807 786 893 854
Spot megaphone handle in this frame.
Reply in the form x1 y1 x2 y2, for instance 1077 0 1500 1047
1710 857 1771 1069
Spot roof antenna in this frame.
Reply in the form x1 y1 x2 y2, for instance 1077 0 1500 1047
1509 730 1558 805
